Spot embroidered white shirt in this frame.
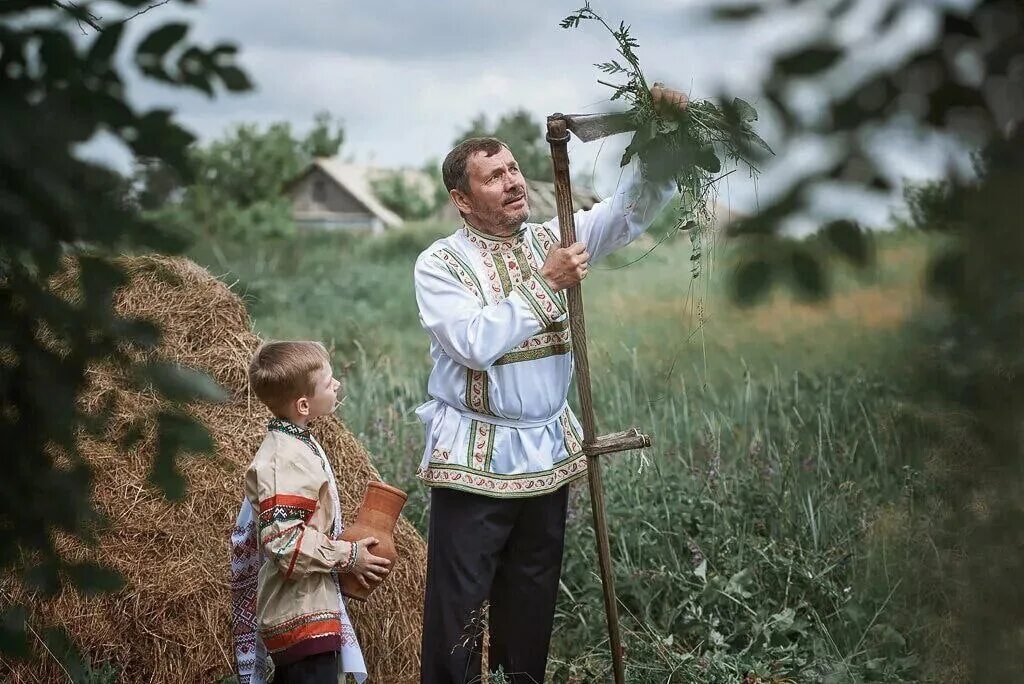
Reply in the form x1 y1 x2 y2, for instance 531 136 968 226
413 168 675 498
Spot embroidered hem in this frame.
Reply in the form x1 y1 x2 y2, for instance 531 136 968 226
417 451 588 498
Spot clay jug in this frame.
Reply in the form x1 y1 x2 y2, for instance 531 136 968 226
339 481 408 601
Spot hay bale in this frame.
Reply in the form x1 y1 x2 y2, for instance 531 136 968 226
1 256 425 682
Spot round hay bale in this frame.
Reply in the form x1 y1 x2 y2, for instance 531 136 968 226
1 256 425 682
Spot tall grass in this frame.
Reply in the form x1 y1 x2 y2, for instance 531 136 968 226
190 221 936 682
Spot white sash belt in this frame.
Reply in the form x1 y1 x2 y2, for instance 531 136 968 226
415 398 566 430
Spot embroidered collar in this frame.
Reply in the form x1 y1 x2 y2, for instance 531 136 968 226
463 222 526 253
268 418 330 472
268 418 311 439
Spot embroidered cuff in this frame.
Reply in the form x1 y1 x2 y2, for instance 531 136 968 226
515 275 567 327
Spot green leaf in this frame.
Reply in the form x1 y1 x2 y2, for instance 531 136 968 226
137 362 228 403
790 248 828 299
776 43 843 76
770 607 796 631
725 567 754 597
113 317 162 350
217 65 252 92
712 4 763 21
695 147 722 173
620 121 655 167
38 29 76 80
119 420 147 452
942 12 981 38
87 21 125 66
733 258 772 306
150 450 187 501
0 607 29 659
822 219 872 267
24 559 61 597
748 132 774 156
41 628 87 682
694 558 708 581
732 97 758 122
136 22 188 59
177 46 214 95
64 562 125 596
78 255 126 313
149 409 216 500
149 409 216 499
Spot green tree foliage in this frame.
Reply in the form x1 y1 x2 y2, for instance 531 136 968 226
900 178 953 232
455 109 554 181
149 111 344 239
302 110 346 159
712 0 1024 678
370 161 449 221
0 0 245 670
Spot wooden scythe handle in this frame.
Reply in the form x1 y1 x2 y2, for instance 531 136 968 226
546 113 628 684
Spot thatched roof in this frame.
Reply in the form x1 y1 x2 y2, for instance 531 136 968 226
290 159 406 229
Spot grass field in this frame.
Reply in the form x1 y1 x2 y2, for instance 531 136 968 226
190 221 939 682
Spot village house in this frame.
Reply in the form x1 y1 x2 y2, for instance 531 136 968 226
285 159 405 234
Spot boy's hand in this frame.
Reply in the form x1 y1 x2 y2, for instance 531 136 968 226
350 536 391 589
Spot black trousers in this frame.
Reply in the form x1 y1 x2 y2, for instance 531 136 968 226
273 650 339 684
420 485 570 684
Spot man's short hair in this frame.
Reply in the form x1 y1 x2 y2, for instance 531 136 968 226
248 341 330 414
442 137 508 194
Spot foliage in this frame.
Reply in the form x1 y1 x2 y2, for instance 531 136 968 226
144 111 344 239
303 110 346 159
0 0 241 671
155 189 295 241
561 3 772 261
455 109 554 182
709 0 1024 677
898 179 953 233
370 162 446 221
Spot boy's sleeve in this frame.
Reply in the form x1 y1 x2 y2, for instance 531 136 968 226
244 444 348 580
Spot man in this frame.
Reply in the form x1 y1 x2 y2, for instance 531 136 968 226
413 85 687 683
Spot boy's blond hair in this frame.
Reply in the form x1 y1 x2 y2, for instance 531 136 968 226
248 341 330 415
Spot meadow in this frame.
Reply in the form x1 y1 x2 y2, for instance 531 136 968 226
189 220 939 683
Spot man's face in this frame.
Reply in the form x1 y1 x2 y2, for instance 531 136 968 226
456 147 530 235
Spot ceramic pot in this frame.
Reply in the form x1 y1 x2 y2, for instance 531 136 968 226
339 481 408 601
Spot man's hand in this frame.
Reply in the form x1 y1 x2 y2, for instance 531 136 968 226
650 82 688 114
540 242 590 292
348 536 392 589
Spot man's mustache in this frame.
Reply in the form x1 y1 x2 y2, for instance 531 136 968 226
503 189 527 205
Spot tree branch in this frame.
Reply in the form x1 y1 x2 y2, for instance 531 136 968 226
52 0 173 32
52 0 102 32
118 0 172 25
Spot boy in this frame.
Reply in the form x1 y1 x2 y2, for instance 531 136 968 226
237 341 391 684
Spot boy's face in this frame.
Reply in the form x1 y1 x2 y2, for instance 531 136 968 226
299 362 342 420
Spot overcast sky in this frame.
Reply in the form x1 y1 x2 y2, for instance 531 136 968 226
81 0 962 227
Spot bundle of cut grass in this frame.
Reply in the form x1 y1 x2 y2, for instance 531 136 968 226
0 255 425 683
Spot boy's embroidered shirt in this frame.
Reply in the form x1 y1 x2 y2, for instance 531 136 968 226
230 498 270 684
413 169 675 498
242 420 367 681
